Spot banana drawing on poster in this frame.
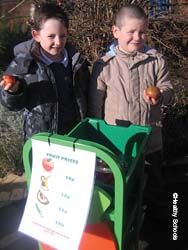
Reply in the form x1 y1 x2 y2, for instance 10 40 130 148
19 139 96 250
37 158 54 206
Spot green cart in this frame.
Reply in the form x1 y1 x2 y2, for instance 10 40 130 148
23 118 151 250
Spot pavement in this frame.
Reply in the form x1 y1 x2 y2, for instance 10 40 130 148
0 174 27 209
0 173 39 250
0 161 188 250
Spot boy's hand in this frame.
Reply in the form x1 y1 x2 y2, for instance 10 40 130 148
0 75 20 92
144 88 163 105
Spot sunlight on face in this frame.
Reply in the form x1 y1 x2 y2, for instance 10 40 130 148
112 17 148 53
32 18 68 61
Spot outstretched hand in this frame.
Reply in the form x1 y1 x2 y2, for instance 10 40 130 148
143 88 163 105
0 75 20 92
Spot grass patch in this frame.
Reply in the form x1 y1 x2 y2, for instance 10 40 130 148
0 105 23 178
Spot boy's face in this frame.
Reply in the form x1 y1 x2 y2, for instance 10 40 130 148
112 17 147 53
32 18 68 61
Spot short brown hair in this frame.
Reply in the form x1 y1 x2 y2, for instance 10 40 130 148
28 2 69 30
113 5 148 28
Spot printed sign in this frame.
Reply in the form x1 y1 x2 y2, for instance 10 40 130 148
19 139 96 250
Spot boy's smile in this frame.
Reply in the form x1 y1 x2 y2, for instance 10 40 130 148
112 17 147 54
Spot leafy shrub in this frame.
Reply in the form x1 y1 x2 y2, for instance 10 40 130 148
0 22 30 71
0 105 22 177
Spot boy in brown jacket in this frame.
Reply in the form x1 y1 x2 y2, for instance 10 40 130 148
88 4 174 213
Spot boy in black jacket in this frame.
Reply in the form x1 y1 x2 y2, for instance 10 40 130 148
0 2 90 142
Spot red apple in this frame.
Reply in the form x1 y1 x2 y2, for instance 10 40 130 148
42 158 54 172
145 86 160 99
3 75 16 86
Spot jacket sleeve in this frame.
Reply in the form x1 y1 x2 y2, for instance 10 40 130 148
156 55 174 106
0 84 26 111
0 58 27 111
88 60 106 118
14 39 34 56
74 59 91 119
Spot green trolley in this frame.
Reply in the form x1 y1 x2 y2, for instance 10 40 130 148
22 118 151 250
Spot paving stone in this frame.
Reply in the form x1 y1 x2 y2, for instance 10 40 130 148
0 173 27 208
0 173 26 185
24 188 28 197
0 192 11 201
0 192 11 208
10 188 26 201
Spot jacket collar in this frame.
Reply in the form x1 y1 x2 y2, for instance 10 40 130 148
101 42 158 67
40 48 68 67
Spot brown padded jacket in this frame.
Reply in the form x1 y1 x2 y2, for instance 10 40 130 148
88 46 174 154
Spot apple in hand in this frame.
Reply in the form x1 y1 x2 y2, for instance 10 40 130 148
42 158 54 172
145 86 161 99
3 75 16 86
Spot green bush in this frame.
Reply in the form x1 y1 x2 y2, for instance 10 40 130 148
0 105 22 178
0 22 30 71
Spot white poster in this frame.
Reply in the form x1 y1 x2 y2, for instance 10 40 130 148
19 139 96 250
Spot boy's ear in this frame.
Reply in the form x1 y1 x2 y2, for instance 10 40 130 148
112 25 119 39
31 29 40 42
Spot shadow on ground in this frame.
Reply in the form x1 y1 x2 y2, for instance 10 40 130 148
139 177 188 250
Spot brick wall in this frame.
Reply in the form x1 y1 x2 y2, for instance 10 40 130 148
0 0 31 30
